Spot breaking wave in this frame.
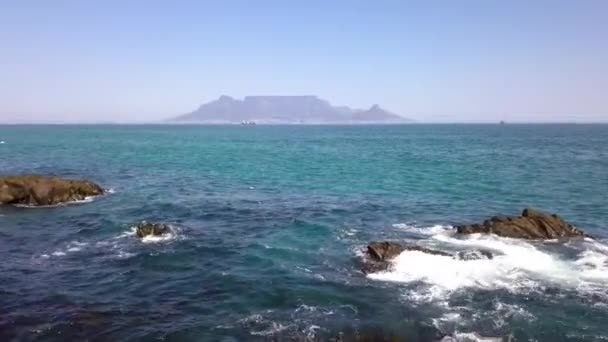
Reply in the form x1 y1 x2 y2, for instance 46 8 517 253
368 225 608 301
392 223 453 236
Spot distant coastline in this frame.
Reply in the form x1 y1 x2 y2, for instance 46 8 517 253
170 95 413 124
2 122 607 126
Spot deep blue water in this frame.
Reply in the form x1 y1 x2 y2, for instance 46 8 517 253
1 124 607 341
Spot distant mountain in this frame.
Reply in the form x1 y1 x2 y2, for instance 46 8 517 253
171 96 411 124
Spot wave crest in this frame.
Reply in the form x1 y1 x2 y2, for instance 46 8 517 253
367 224 608 301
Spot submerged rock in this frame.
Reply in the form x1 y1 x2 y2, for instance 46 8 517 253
455 249 494 261
0 175 104 206
456 208 589 240
136 222 171 238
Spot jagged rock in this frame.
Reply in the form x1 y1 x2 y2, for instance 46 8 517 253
0 175 104 206
367 242 406 261
135 222 171 238
456 208 589 239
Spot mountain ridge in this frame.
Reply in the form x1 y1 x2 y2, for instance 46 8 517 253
171 96 412 123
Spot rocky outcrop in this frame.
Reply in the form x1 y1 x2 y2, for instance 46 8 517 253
362 241 496 273
363 241 452 274
0 175 104 206
367 241 451 262
456 208 589 239
367 242 404 261
135 222 171 238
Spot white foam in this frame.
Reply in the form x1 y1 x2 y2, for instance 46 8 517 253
116 250 136 258
40 241 89 258
431 312 461 330
0 141 5 144
141 232 177 243
393 223 453 236
304 324 322 339
368 231 608 301
115 227 137 239
574 250 608 279
36 224 181 261
442 332 504 342
343 228 358 236
118 224 182 244
294 304 318 314
13 189 114 209
238 313 292 337
12 194 102 208
490 302 535 324
250 322 290 336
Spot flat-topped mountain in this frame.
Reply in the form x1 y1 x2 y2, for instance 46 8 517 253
171 96 411 123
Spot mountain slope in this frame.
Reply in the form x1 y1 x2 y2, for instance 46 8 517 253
171 96 411 123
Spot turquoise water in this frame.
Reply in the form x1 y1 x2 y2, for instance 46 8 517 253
1 124 607 341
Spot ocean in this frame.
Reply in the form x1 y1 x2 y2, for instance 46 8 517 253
1 124 607 341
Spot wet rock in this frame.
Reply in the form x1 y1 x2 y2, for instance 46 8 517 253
456 208 589 240
363 242 452 274
367 242 405 262
367 242 453 262
0 175 104 206
456 249 494 261
135 222 171 238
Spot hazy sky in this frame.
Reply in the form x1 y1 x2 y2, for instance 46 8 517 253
1 0 607 123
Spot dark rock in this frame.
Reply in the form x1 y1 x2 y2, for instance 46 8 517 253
403 245 452 257
0 175 104 206
135 222 171 238
456 208 589 239
367 241 452 262
362 241 500 274
363 242 452 274
367 242 405 262
456 249 494 261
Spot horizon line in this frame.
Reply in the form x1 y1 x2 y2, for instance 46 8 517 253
1 121 608 125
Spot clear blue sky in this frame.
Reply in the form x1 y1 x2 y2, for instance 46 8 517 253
1 0 607 123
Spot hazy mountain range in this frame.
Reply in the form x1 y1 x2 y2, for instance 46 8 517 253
171 96 411 124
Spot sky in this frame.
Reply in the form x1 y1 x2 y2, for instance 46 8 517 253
0 0 607 123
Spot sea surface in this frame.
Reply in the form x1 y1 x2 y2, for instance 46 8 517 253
1 124 607 341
